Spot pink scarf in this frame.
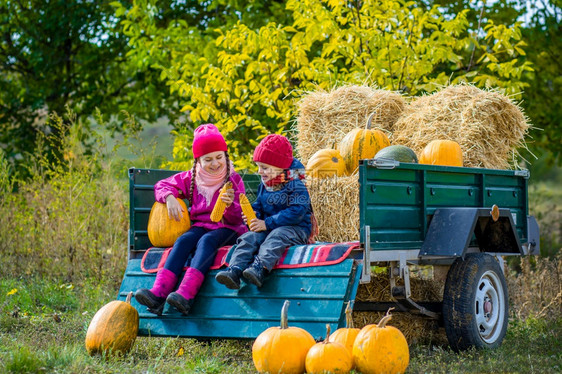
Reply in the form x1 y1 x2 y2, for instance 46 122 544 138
195 161 234 206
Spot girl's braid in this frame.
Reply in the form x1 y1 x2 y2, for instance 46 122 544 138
224 152 231 186
189 159 197 204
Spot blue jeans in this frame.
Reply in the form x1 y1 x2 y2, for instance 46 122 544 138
164 226 238 276
229 226 309 271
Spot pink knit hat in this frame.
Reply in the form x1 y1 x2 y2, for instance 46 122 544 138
192 124 227 158
253 134 293 169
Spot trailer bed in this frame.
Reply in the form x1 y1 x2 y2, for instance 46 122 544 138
118 168 363 340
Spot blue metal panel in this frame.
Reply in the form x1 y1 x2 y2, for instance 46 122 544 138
118 258 361 340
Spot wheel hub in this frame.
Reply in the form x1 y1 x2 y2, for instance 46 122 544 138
484 297 492 317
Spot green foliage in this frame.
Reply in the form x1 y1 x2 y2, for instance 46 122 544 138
0 110 128 283
428 0 562 165
118 0 532 171
529 181 562 257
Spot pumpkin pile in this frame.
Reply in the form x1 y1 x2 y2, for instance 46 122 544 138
306 113 391 178
253 301 409 374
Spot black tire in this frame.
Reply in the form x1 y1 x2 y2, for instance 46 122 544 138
442 253 509 351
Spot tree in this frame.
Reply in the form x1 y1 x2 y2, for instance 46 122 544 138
119 0 532 170
427 0 562 164
0 0 294 175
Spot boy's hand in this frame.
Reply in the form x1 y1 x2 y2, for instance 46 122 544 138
221 188 235 206
166 195 184 221
249 219 266 232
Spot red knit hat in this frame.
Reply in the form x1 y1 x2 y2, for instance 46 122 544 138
192 123 227 158
253 134 293 169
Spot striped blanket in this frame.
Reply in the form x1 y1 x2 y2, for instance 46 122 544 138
140 241 360 273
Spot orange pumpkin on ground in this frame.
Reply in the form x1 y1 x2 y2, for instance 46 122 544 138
419 139 463 167
338 113 390 175
352 310 409 374
147 199 190 247
252 300 315 374
306 149 347 178
328 302 360 360
85 292 139 356
306 324 353 374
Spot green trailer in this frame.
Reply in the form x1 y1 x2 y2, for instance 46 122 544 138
118 159 539 350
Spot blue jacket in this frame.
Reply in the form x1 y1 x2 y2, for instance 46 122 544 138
251 159 312 236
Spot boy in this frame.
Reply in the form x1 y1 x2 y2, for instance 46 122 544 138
215 134 312 289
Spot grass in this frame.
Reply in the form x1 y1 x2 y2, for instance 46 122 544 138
1 278 561 374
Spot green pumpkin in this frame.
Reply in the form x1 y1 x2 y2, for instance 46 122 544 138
374 145 418 163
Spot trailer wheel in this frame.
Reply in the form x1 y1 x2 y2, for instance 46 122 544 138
442 253 508 351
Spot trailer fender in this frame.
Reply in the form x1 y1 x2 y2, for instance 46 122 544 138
419 207 523 259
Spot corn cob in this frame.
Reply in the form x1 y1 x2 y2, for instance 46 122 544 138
239 193 257 227
210 181 232 222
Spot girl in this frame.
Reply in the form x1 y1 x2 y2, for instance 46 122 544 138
135 124 247 315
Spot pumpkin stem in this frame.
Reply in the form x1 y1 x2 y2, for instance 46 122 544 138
377 307 394 328
323 324 331 344
345 301 354 329
280 300 290 329
366 112 375 129
126 291 133 304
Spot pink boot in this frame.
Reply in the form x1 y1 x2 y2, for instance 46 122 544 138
135 268 177 315
166 267 205 315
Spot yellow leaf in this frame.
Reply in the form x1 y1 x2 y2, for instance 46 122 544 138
7 288 17 296
176 346 185 357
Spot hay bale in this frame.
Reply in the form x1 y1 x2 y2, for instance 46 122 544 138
307 175 359 242
353 273 447 345
295 85 405 165
392 84 530 169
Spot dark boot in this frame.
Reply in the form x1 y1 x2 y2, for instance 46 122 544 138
215 266 243 290
166 267 205 316
165 292 194 315
242 258 269 288
135 268 177 315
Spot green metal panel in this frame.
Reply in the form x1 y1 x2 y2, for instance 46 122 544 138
359 162 529 251
128 168 261 257
118 258 362 340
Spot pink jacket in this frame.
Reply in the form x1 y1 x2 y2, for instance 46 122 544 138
154 170 248 236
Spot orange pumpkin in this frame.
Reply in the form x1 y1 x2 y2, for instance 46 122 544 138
252 300 315 374
306 149 347 178
305 324 353 374
328 302 360 359
352 311 409 374
85 292 139 356
419 139 463 167
147 199 190 247
338 113 390 175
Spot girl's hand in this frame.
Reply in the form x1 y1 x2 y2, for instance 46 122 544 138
166 195 184 221
249 219 266 232
221 188 235 206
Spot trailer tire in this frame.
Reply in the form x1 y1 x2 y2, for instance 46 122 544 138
442 253 508 351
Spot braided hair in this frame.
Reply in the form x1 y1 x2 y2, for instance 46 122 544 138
189 159 197 205
223 152 231 186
